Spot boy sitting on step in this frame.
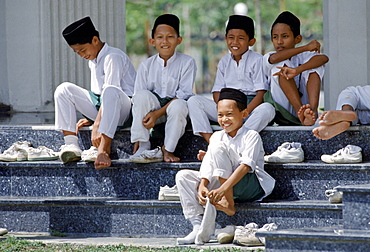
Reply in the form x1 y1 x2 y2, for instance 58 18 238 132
313 85 370 140
176 88 275 245
263 11 329 126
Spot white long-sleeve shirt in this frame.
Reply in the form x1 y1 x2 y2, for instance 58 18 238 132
134 52 196 100
89 43 136 96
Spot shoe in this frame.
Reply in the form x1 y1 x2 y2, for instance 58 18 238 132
256 223 278 244
321 145 362 164
233 223 259 246
215 225 235 244
129 147 163 163
81 146 98 162
234 222 277 246
158 185 180 201
0 141 32 161
264 142 304 163
0 228 8 236
26 146 59 161
59 144 82 163
325 187 343 203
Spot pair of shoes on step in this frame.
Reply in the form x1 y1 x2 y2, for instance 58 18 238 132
158 185 180 201
60 145 102 163
0 141 59 161
321 145 362 164
129 146 163 163
264 142 304 163
325 186 343 203
229 222 277 246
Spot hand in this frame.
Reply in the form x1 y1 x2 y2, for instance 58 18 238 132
207 187 225 205
197 150 207 161
273 66 300 80
197 183 209 206
142 111 158 130
305 39 321 53
76 119 92 134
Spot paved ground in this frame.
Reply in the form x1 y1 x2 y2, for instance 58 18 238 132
1 233 264 251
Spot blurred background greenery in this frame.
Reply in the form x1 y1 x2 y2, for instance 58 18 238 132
126 0 323 93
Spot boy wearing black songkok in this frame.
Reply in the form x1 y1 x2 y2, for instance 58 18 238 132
176 88 275 245
263 11 329 126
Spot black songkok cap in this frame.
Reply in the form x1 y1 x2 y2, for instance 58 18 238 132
271 11 300 37
151 14 180 38
226 15 255 39
219 88 248 105
62 16 99 45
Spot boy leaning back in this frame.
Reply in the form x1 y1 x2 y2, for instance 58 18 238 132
176 88 275 245
129 14 196 163
55 16 136 169
188 15 274 144
263 11 329 126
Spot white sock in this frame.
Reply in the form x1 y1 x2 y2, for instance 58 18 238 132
195 198 216 245
64 135 79 146
177 215 203 245
133 141 150 156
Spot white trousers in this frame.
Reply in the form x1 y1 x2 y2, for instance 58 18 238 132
187 95 275 136
54 82 131 139
336 85 370 125
176 142 237 219
130 90 188 152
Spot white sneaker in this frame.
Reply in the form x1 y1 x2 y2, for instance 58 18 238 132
129 147 163 163
321 145 362 164
0 228 8 236
26 146 59 161
0 141 32 161
81 146 98 162
158 185 180 201
215 225 236 244
233 223 260 246
325 187 343 203
256 223 278 244
264 142 304 163
59 144 82 163
234 222 277 246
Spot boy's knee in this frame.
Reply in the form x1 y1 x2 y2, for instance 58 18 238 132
168 99 188 116
101 86 120 100
176 169 194 184
187 96 203 109
54 82 74 98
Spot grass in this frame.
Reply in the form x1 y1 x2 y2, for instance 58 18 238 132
0 237 264 252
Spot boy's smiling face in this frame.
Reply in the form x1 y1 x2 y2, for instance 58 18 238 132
150 24 182 62
225 29 256 62
271 23 302 51
70 36 101 60
217 99 248 137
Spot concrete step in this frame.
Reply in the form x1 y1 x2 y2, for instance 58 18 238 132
0 197 341 237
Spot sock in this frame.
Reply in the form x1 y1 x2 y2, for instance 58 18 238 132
177 215 203 245
64 135 79 146
133 141 150 156
195 198 216 245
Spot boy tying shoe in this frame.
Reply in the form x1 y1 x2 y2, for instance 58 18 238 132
176 88 275 245
129 14 196 163
55 16 136 169
188 15 274 144
263 11 329 126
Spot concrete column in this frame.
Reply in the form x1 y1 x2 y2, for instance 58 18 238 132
323 0 370 110
0 0 126 113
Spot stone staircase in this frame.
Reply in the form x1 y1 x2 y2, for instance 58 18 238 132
0 124 369 250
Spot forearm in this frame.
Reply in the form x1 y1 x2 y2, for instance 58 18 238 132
295 55 329 74
219 164 251 192
269 46 307 64
247 90 266 113
213 92 220 103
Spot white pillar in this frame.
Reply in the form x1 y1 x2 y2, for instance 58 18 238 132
323 0 370 110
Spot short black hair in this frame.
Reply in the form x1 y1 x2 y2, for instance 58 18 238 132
271 11 300 38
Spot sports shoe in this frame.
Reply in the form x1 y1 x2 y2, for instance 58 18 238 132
59 144 82 163
325 187 343 203
234 222 277 246
321 145 362 164
0 228 8 236
256 223 278 244
0 141 32 161
26 146 59 161
264 142 304 163
158 185 180 201
81 146 98 162
215 225 236 244
129 146 163 163
233 223 259 246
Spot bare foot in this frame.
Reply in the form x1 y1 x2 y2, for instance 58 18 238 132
94 151 111 170
312 121 351 140
298 104 316 126
197 150 207 161
318 110 357 126
214 197 236 216
161 146 180 162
